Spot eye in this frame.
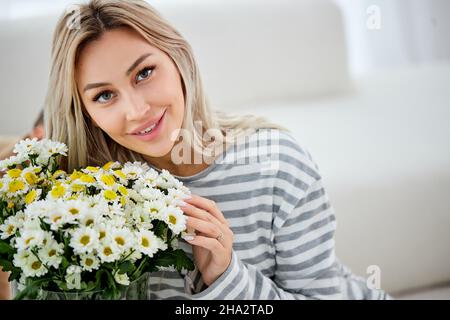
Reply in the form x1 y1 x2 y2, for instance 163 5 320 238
93 90 115 104
135 66 155 82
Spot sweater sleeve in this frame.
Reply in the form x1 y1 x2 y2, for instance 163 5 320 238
183 131 390 299
183 176 341 300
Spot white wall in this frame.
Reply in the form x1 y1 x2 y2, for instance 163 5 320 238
334 0 450 76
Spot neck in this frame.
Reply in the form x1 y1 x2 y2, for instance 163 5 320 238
143 144 210 177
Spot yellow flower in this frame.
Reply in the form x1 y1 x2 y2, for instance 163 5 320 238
52 170 66 179
7 201 14 209
120 196 127 206
113 170 127 180
86 166 99 173
102 162 115 170
24 172 39 185
104 190 117 201
8 179 26 193
70 184 86 192
80 174 96 184
50 185 66 198
69 170 83 181
7 169 22 178
100 174 116 187
117 185 128 196
25 190 38 204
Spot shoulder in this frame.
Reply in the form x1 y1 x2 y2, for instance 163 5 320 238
246 128 321 179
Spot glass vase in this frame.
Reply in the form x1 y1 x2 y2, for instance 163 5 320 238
26 273 151 300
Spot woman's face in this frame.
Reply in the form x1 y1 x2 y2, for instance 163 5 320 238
76 27 185 159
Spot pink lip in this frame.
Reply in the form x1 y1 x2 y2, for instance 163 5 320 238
129 109 166 135
130 109 166 141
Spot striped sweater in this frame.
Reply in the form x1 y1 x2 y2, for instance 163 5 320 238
145 128 391 300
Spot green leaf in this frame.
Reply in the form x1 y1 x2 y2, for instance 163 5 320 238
54 280 69 291
0 258 14 271
14 277 52 300
8 267 21 282
0 240 14 255
118 261 135 274
61 256 69 270
152 220 167 238
85 280 97 291
155 249 195 273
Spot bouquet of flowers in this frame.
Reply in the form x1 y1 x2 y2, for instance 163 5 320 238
0 138 194 299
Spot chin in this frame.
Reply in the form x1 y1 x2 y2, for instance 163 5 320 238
140 140 175 158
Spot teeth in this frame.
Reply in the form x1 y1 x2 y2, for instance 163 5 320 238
138 123 157 135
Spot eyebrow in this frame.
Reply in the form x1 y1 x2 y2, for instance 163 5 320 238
83 53 153 93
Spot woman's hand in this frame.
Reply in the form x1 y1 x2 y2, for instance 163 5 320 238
180 194 234 287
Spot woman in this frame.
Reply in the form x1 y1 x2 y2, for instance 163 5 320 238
5 0 390 299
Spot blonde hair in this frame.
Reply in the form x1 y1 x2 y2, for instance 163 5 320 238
45 0 288 172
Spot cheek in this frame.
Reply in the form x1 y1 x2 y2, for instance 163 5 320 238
88 107 125 135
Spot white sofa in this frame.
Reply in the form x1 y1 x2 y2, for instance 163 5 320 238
1 0 449 296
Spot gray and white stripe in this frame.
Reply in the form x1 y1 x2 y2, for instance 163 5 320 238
146 128 390 300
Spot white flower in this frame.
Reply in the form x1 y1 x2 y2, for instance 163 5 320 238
114 272 130 286
12 138 40 157
108 215 127 229
122 162 148 180
139 188 164 201
4 177 29 198
110 227 135 253
156 169 182 189
78 207 102 227
161 205 187 235
38 239 64 268
165 188 190 207
135 230 165 257
139 169 159 188
21 253 48 278
70 226 99 254
24 200 54 219
0 216 18 239
131 204 153 229
66 265 82 290
62 199 91 224
15 228 45 251
143 200 165 220
20 166 41 185
124 248 142 263
0 155 21 171
40 200 70 231
127 188 144 203
35 139 68 165
13 250 31 269
95 222 112 242
79 253 100 272
107 202 125 218
97 240 121 263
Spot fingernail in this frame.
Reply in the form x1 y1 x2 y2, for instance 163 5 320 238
182 234 195 241
178 200 188 207
182 194 192 200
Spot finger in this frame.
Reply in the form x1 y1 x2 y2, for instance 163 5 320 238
184 194 229 226
183 234 226 251
180 202 223 227
185 215 224 240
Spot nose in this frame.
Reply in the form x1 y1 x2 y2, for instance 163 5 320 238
124 91 152 122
